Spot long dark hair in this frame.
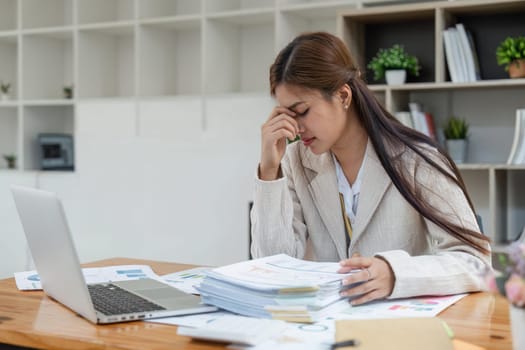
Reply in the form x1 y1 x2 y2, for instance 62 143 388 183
269 32 489 254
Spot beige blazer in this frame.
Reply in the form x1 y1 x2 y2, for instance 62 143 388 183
250 140 491 299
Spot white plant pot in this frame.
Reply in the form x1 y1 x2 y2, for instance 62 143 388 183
0 93 8 101
385 69 407 85
446 139 468 164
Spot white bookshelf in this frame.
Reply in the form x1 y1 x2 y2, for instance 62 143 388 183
3 0 379 173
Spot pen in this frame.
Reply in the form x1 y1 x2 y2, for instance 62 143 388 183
330 339 360 349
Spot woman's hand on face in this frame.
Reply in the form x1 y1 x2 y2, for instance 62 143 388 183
337 256 395 305
259 106 299 180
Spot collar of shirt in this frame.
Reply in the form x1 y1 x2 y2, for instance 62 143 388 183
332 153 366 224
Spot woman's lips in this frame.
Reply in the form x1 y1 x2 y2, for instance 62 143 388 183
302 137 315 146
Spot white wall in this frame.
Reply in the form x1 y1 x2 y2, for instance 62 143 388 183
0 94 272 279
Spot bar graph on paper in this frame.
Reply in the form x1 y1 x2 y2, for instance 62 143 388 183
14 265 159 291
333 294 467 319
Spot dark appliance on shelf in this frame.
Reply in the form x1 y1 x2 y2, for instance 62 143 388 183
38 133 74 171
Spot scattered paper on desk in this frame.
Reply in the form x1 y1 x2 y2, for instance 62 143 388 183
225 318 335 350
332 294 467 319
147 310 234 328
160 267 210 295
14 265 159 290
152 294 467 350
149 311 334 350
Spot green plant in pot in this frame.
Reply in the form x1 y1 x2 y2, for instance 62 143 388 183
444 117 469 164
367 44 421 85
0 81 11 100
63 85 73 99
496 36 525 79
3 154 16 169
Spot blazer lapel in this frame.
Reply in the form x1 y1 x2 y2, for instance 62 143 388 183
301 148 348 260
352 141 392 243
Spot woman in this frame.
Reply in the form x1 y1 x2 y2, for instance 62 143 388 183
250 32 491 306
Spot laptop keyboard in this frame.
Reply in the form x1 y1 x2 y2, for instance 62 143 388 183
88 283 166 315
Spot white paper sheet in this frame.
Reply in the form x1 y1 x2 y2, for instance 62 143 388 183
160 267 210 295
331 293 467 319
14 265 159 290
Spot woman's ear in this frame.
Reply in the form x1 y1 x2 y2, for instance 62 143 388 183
337 84 352 109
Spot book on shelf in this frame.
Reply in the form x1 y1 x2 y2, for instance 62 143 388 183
197 254 358 323
406 102 437 140
443 29 460 83
443 24 480 83
394 111 413 129
456 23 480 81
452 27 469 82
507 109 525 164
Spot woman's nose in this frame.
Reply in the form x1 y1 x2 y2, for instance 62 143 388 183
296 122 305 134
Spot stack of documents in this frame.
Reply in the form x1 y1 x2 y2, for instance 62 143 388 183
197 254 356 323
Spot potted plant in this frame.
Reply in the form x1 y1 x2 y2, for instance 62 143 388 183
443 116 469 164
63 85 73 99
0 81 11 101
367 44 421 85
496 36 525 78
2 154 16 169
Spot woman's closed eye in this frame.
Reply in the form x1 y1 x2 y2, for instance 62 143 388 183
295 108 309 117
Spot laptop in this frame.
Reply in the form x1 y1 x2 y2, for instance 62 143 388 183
11 185 217 324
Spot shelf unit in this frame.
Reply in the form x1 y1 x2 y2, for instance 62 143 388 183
339 0 525 242
4 0 397 172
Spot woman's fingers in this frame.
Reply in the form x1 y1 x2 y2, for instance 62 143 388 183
259 108 301 179
338 257 395 305
337 256 373 273
263 116 299 138
266 106 296 122
350 289 388 306
341 268 371 286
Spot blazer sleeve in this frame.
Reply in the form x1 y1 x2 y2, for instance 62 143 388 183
250 157 308 259
376 154 492 299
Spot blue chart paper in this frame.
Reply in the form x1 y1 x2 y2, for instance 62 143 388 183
14 265 159 290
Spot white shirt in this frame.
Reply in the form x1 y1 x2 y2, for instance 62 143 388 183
332 153 366 226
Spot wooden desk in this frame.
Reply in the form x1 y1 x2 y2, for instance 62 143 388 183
0 258 513 350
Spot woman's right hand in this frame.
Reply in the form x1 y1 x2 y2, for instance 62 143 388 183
259 106 299 181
